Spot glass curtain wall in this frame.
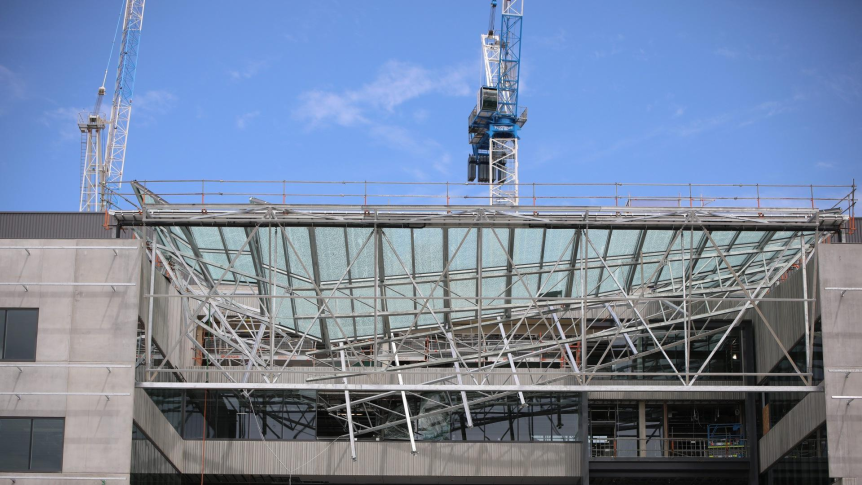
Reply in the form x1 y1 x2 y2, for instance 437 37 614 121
146 389 580 443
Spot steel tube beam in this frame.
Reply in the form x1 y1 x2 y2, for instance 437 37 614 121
136 382 822 393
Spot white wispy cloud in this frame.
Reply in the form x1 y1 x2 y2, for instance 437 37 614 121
38 106 83 141
0 64 26 99
0 64 26 114
713 46 778 62
533 29 567 48
586 95 805 160
135 90 177 115
816 161 834 169
292 60 470 179
229 59 273 81
714 48 739 60
413 109 429 123
593 34 626 59
132 89 178 127
804 62 862 103
293 60 471 128
236 111 260 130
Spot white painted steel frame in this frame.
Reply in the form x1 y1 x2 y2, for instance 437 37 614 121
125 189 836 457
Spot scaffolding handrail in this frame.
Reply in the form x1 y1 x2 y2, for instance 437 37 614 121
108 178 856 215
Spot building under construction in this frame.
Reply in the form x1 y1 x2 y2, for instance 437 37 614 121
0 179 860 484
2 0 861 483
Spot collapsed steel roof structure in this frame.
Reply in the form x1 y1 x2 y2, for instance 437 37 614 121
121 181 851 458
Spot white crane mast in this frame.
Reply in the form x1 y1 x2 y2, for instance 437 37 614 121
101 0 146 211
79 0 145 212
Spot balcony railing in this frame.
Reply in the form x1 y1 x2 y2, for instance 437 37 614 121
590 437 748 458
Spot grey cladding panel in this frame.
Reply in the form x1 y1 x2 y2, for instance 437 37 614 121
753 256 819 377
758 391 825 473
0 212 132 239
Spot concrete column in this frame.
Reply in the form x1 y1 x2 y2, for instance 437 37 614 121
580 391 589 485
638 401 647 457
743 323 760 485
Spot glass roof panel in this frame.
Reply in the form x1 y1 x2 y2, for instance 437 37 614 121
542 229 576 265
449 279 476 320
640 230 674 255
724 254 749 267
585 229 610 258
631 263 660 287
658 261 682 282
569 270 582 297
415 282 445 327
346 228 374 280
732 231 767 247
354 317 377 338
483 228 510 269
511 273 539 301
382 228 413 277
606 230 641 257
513 228 542 266
585 268 601 295
316 227 347 282
692 257 717 276
350 286 375 316
222 227 251 251
285 227 313 281
709 231 737 248
231 254 257 282
385 283 415 328
599 266 630 294
413 228 443 274
200 250 230 272
292 291 319 320
191 227 223 250
448 228 477 272
481 272 507 309
539 270 568 296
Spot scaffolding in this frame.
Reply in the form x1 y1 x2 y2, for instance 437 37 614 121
120 180 854 460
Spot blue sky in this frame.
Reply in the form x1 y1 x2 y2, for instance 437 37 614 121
0 1 860 211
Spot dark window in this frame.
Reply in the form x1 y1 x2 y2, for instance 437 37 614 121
0 309 39 361
174 390 316 441
0 418 63 472
30 419 64 471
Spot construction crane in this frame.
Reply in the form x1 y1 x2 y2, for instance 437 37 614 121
79 0 146 212
466 0 527 206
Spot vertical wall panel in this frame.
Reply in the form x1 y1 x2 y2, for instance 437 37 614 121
758 391 825 473
753 256 820 377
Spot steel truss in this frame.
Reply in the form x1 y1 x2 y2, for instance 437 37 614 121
125 184 840 458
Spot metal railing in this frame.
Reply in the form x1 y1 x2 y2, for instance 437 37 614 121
590 437 748 458
111 179 856 216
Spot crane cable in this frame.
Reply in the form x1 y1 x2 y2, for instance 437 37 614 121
102 0 126 90
487 0 497 36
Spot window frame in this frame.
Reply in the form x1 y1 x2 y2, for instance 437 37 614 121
0 417 64 472
0 308 39 362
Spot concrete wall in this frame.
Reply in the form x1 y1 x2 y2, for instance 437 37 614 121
818 245 862 481
132 388 184 472
183 440 581 483
758 391 826 473
0 239 142 483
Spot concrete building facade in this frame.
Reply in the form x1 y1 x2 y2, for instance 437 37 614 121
0 210 859 485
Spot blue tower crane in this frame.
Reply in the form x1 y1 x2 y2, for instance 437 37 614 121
467 0 527 206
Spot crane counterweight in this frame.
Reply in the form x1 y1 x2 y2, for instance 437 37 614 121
467 0 525 206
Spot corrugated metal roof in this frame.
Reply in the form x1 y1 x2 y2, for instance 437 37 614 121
0 212 133 239
841 218 862 243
